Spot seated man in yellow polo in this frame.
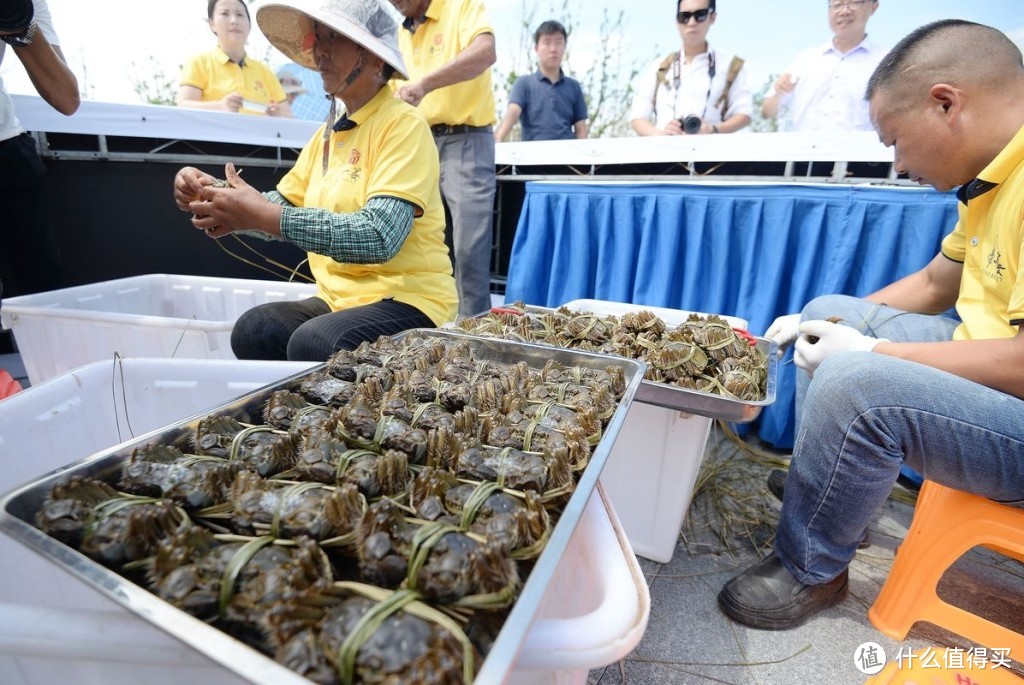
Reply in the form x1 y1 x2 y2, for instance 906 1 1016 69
172 0 458 361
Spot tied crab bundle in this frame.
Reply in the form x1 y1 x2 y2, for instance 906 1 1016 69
283 425 410 499
526 379 618 421
449 440 574 503
358 498 519 609
120 443 244 510
679 314 751 364
36 476 190 567
480 399 594 471
264 390 333 435
193 414 301 477
267 581 478 685
554 311 617 349
380 386 472 434
333 395 429 465
296 371 360 408
325 345 395 388
411 467 551 559
538 359 627 397
147 528 331 650
207 471 367 548
648 330 710 383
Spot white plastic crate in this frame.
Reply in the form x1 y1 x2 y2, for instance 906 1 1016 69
0 358 648 684
560 299 749 564
0 274 318 385
600 404 713 563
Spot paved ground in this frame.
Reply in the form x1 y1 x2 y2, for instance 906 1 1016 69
587 424 1024 685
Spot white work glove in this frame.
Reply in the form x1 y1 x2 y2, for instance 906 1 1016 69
764 313 802 357
793 320 888 376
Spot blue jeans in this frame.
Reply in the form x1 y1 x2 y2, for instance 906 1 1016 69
794 295 960 437
436 130 495 319
230 297 434 362
777 295 1024 584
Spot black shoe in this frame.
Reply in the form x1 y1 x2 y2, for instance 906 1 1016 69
717 553 848 630
765 469 871 549
767 468 787 501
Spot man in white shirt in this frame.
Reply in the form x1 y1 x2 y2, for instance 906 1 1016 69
761 0 882 132
629 0 752 136
0 0 78 308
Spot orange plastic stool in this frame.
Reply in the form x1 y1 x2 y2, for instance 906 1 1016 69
868 480 1024 657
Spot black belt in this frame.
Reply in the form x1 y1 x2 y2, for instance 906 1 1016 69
430 123 492 136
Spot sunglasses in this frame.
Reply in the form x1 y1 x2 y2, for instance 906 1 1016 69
677 8 714 24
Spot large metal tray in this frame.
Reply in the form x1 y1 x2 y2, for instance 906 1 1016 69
0 329 646 684
458 305 777 422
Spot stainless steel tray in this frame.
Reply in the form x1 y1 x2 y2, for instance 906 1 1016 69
634 337 777 421
455 309 778 423
0 329 646 684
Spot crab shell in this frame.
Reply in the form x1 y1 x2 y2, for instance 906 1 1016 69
227 471 365 542
120 443 242 510
36 476 188 566
270 591 468 685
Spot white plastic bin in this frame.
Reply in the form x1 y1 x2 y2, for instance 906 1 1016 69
0 274 317 385
0 357 317 612
0 358 649 683
560 299 749 564
600 403 713 563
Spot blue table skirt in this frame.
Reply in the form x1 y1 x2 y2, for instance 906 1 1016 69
505 182 959 447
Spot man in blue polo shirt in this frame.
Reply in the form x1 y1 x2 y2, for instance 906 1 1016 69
495 20 588 141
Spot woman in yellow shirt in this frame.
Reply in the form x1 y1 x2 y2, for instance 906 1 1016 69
177 0 293 117
172 0 458 362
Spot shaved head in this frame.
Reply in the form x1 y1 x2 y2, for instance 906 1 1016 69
867 20 1023 110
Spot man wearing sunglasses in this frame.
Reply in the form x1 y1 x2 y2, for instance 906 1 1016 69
762 0 882 132
629 0 752 136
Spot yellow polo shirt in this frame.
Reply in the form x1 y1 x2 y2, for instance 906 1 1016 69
396 0 495 127
276 87 458 326
941 123 1024 340
179 47 287 114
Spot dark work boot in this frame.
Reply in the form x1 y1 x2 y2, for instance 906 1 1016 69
766 469 870 548
717 553 849 630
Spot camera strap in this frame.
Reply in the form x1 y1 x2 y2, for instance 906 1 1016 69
653 48 717 122
713 56 746 115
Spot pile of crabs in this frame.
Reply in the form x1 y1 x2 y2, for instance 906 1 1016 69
34 332 628 684
458 305 769 401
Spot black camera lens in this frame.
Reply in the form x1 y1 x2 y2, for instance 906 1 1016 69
681 115 703 135
0 0 33 32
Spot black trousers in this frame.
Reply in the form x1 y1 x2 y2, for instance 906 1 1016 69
0 132 64 298
230 296 435 362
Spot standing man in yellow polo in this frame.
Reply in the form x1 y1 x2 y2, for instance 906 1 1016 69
389 0 497 318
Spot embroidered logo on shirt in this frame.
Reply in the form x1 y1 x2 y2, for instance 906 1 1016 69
348 149 361 165
985 246 1006 283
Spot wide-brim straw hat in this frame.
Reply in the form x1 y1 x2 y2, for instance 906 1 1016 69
257 0 407 80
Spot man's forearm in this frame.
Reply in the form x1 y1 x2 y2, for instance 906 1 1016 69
14 38 78 115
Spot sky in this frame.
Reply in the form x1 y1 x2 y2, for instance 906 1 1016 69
3 0 1023 105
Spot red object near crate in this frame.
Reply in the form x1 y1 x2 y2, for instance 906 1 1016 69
0 369 22 400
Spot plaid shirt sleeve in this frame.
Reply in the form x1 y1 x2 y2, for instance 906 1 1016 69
257 191 414 264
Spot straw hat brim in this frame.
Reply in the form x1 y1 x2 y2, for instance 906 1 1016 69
257 1 407 80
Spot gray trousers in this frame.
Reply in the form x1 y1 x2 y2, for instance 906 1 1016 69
435 129 495 318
